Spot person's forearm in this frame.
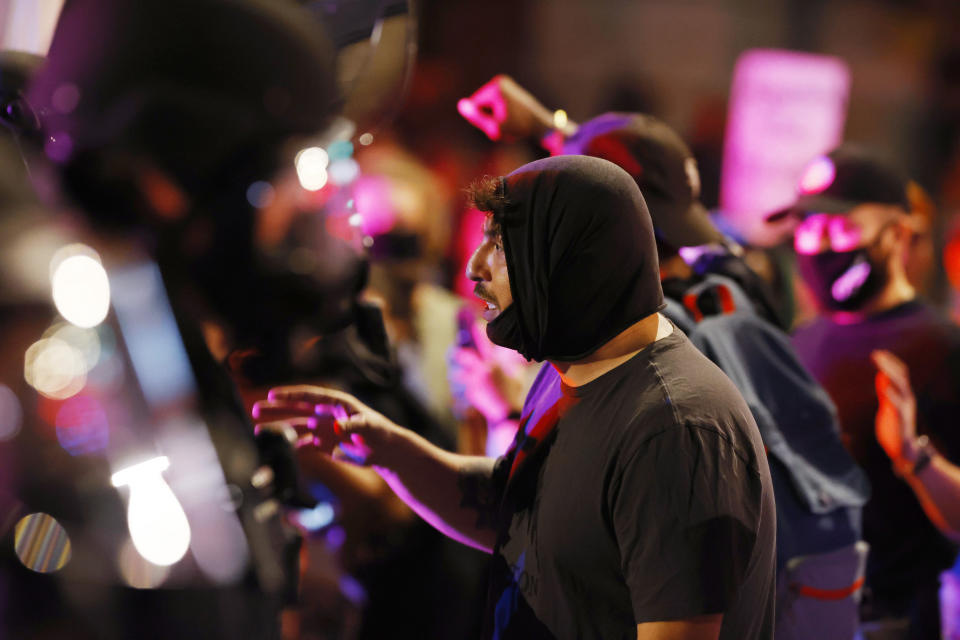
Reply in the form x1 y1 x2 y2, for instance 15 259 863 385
905 455 960 542
373 428 499 552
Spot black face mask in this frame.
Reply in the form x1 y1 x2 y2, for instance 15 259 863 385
795 225 892 312
486 303 526 353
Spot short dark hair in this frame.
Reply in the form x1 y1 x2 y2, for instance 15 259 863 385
466 175 509 239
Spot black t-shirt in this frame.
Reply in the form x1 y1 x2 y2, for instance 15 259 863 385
483 328 776 640
792 301 960 612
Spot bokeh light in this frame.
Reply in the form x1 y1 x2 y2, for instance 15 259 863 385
55 394 109 456
295 146 330 191
24 337 87 399
798 156 836 195
329 157 360 186
50 246 111 328
353 175 397 236
0 384 23 441
826 216 861 252
46 323 101 370
44 132 73 164
14 513 72 573
553 109 568 130
112 457 191 567
794 214 829 256
246 180 276 209
117 538 170 589
328 139 354 160
325 525 346 550
154 426 251 584
52 83 81 114
358 132 374 146
294 502 335 532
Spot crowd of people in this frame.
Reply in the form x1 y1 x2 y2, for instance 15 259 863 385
0 1 959 639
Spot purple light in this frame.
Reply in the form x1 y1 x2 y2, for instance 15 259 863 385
827 217 861 252
352 176 397 236
719 49 850 246
338 575 367 606
794 214 828 255
295 502 335 532
246 181 275 209
794 214 863 254
325 525 346 550
44 132 73 164
52 83 81 115
799 156 836 195
55 394 108 455
832 258 871 302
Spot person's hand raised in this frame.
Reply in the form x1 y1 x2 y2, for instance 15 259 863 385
872 349 918 467
253 386 404 467
457 74 556 142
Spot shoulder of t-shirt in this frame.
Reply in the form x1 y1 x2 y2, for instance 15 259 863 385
615 413 764 481
914 303 960 339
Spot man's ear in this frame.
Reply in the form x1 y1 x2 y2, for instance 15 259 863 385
890 215 924 249
136 166 190 221
901 213 929 236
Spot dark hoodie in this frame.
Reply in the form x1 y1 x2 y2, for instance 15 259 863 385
486 155 664 361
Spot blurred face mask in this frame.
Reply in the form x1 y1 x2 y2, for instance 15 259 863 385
795 221 894 312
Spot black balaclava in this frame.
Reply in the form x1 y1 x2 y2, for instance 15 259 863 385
486 155 664 362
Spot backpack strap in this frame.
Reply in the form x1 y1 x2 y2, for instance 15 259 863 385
682 281 738 323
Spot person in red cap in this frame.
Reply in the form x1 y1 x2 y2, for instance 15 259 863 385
772 145 960 639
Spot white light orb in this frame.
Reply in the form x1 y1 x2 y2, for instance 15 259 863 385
51 253 110 328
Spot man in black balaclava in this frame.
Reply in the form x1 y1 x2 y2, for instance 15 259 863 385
256 155 776 640
770 146 960 639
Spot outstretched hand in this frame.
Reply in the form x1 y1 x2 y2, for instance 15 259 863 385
252 385 403 467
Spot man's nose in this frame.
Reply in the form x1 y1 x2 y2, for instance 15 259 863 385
466 245 490 282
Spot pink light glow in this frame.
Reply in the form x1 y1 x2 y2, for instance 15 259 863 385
455 207 487 300
794 214 829 255
352 176 397 236
719 49 850 246
457 81 508 141
794 214 863 254
55 394 108 455
832 258 871 302
827 217 862 252
799 156 836 195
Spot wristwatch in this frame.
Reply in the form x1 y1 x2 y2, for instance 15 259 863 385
896 435 936 478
